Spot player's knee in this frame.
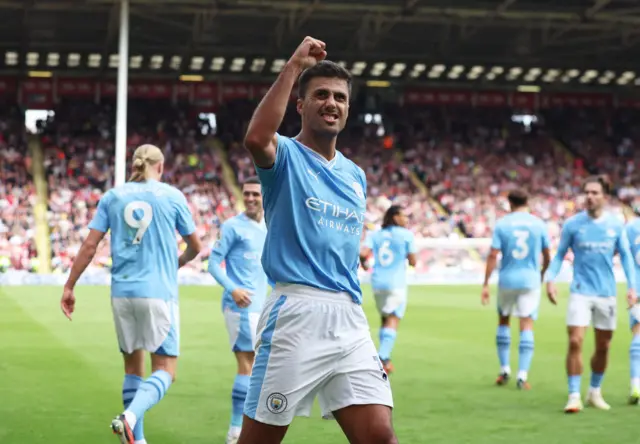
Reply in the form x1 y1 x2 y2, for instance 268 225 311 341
595 340 611 354
368 426 397 444
568 336 582 352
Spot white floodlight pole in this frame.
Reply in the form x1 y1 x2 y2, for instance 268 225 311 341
114 0 130 187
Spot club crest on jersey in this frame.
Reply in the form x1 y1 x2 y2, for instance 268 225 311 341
352 181 365 200
266 393 287 414
607 229 616 237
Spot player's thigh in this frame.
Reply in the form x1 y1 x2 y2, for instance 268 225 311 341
244 293 329 426
318 324 393 421
631 304 640 332
333 404 397 444
497 288 518 317
122 349 145 377
111 297 139 354
566 294 593 327
237 416 288 444
514 288 541 322
133 298 180 359
377 288 407 319
593 296 617 332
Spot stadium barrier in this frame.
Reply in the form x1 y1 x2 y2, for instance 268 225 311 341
1 238 629 286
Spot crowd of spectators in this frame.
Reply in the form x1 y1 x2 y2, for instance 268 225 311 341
1 98 638 277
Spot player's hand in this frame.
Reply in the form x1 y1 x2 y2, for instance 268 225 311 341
289 36 327 71
546 282 558 305
61 286 76 321
628 289 638 309
232 288 253 308
481 285 490 305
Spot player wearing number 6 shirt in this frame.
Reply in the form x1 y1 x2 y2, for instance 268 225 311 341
239 36 396 444
545 175 636 414
360 205 416 375
59 144 202 444
481 189 551 390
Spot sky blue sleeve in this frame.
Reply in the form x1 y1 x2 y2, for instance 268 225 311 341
253 133 289 187
207 223 238 293
544 221 572 282
617 226 636 291
491 225 502 250
174 191 196 236
88 191 111 233
407 231 417 254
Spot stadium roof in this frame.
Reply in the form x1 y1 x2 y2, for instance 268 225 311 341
2 0 640 90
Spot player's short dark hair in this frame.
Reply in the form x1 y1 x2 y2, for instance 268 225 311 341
507 189 528 208
242 176 260 186
382 205 403 229
583 174 611 194
297 60 352 99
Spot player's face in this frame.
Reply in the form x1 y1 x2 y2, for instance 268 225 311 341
584 182 605 211
297 77 349 137
394 212 408 228
243 183 262 217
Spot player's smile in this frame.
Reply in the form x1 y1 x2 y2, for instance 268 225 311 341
320 110 339 125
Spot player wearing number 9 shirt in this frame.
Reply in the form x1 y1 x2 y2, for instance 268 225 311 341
360 205 416 375
60 144 202 444
481 189 551 391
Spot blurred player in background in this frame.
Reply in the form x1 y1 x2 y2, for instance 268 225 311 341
360 205 417 375
239 37 397 444
60 144 202 444
481 189 551 390
625 214 640 404
546 175 636 413
207 176 269 444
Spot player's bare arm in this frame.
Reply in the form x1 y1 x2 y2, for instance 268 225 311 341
178 232 203 268
481 248 499 305
359 246 372 270
60 228 106 320
243 36 326 168
407 252 417 267
541 248 551 282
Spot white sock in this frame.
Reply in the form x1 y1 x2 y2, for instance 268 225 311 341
632 377 640 391
517 370 528 381
124 411 137 429
501 366 511 374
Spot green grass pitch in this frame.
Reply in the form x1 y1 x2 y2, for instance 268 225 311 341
1 284 638 443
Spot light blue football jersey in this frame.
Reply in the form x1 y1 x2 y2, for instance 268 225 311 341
626 218 640 295
545 211 635 297
491 211 550 290
208 213 269 313
364 226 416 291
88 179 196 301
254 134 367 303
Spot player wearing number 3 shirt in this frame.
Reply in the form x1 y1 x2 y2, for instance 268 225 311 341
60 144 202 444
360 205 417 375
481 189 551 391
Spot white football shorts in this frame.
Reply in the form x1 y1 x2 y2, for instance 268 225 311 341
629 304 640 330
497 288 541 320
566 293 617 331
244 283 394 426
373 288 408 319
224 308 260 353
111 297 180 356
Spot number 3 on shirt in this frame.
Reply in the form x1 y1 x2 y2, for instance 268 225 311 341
512 230 530 260
124 201 153 244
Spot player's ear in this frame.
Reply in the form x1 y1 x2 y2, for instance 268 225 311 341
296 98 304 115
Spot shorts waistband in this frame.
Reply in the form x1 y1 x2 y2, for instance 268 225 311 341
274 283 353 304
